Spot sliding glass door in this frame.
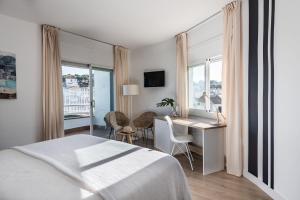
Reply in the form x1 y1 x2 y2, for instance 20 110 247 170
90 67 114 135
62 62 113 136
62 63 91 134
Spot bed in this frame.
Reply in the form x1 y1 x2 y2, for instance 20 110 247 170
0 134 191 200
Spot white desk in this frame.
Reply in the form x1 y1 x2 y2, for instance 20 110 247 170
154 116 226 175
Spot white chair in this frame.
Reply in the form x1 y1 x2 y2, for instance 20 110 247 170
164 116 194 170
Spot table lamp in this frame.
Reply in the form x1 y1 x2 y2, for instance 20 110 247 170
200 91 225 125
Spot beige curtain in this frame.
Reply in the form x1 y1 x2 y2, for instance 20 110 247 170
114 46 130 117
42 25 64 140
222 1 243 176
176 33 189 118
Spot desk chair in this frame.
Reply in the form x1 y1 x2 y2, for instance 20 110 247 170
165 116 194 170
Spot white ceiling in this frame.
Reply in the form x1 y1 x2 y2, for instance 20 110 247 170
0 0 225 49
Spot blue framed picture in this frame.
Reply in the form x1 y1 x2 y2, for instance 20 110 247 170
0 51 16 99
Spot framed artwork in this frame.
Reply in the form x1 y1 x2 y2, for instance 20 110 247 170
0 51 16 99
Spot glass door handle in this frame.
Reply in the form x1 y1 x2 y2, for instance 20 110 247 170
90 100 95 108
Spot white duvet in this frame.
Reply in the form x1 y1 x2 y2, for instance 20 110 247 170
0 135 191 200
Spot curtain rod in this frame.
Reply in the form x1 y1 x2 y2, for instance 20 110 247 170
176 10 222 36
58 28 115 47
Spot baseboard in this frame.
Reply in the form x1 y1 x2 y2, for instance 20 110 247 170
65 125 105 134
64 126 90 134
93 125 106 130
243 171 286 200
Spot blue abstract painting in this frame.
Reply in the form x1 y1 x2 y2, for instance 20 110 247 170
0 51 16 99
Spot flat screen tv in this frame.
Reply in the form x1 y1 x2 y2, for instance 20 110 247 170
144 71 165 87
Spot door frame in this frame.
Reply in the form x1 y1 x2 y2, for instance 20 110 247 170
62 61 114 136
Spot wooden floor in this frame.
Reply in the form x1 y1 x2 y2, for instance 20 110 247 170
67 128 271 200
176 154 271 200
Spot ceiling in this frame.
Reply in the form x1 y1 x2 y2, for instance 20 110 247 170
0 0 225 49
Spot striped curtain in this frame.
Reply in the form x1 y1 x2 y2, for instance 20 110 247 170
248 0 275 188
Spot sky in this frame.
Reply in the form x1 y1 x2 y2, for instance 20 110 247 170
192 60 222 83
192 64 205 83
210 61 222 81
62 65 89 76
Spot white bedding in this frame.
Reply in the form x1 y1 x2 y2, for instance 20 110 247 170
0 135 191 200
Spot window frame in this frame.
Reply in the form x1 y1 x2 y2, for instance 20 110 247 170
188 55 222 118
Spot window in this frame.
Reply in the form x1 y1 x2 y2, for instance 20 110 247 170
209 59 222 112
188 64 206 110
188 57 222 112
62 65 90 119
62 62 114 126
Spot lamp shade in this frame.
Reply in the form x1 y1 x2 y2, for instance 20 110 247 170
122 84 139 96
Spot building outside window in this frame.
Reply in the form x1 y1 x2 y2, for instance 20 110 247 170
62 65 90 118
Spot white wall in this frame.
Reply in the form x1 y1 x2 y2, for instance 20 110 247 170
0 14 42 149
130 38 177 118
273 0 300 199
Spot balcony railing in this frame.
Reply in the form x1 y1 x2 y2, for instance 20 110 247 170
64 104 90 116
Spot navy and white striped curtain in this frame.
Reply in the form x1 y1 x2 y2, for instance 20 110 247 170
248 0 275 188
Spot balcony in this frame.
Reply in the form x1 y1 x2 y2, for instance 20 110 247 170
64 105 90 119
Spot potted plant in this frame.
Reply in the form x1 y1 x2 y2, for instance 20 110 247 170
156 98 178 116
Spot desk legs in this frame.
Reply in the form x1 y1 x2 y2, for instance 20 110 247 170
202 128 225 175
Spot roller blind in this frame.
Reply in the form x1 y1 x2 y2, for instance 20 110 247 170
188 14 223 66
60 31 114 69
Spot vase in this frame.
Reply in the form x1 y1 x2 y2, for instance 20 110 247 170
170 107 178 117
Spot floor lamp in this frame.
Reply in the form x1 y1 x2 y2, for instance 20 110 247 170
122 84 139 119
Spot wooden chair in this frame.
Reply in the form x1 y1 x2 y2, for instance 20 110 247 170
104 115 113 138
104 111 130 139
133 111 157 142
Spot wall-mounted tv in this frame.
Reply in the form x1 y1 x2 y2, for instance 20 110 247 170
144 71 165 87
